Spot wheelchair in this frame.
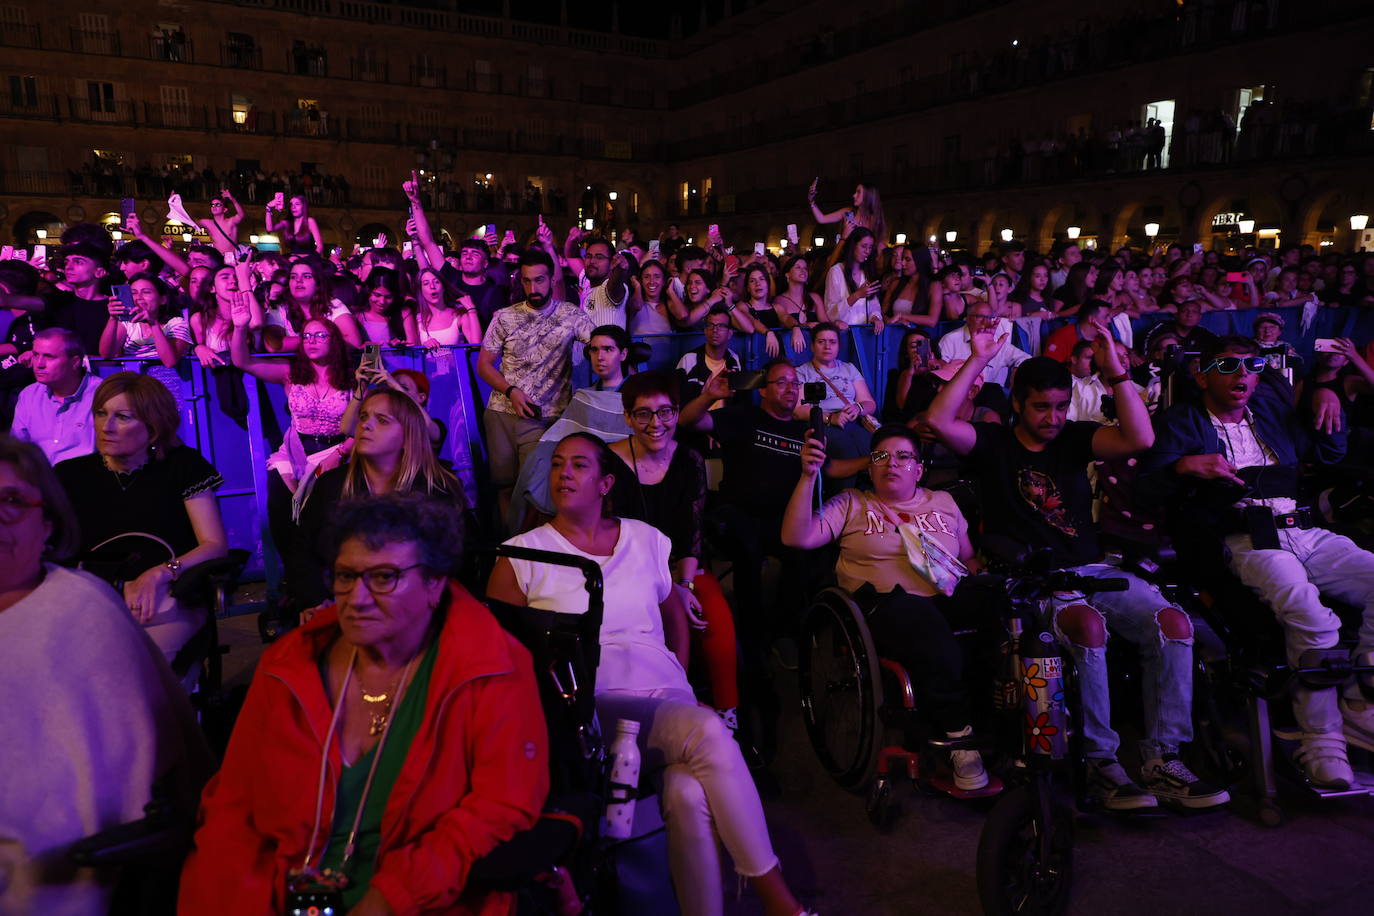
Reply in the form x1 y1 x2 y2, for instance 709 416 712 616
797 585 1004 832
70 543 609 916
1160 540 1374 827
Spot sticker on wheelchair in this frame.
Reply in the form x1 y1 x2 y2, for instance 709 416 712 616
1033 655 1063 679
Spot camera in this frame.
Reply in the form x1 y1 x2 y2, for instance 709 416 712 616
802 381 827 404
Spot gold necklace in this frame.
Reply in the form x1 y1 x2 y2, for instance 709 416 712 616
358 670 402 736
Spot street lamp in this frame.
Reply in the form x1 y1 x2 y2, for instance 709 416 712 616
945 230 957 243
814 236 824 247
1238 218 1256 235
250 235 259 245
895 233 907 245
1000 228 1014 242
1144 222 1160 239
608 191 618 201
1066 226 1081 240
1351 214 1369 231
35 229 47 240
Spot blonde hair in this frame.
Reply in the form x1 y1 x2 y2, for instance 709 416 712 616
342 390 459 500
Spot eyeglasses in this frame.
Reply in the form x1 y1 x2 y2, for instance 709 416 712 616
328 563 425 595
301 331 332 342
705 322 731 331
630 406 678 425
0 490 44 523
767 379 801 389
869 449 919 467
1201 356 1266 375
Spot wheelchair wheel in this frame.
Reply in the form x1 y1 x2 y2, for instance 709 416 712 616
976 784 1074 916
798 588 884 792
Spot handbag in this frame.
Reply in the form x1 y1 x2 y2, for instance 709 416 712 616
865 496 968 597
812 363 880 433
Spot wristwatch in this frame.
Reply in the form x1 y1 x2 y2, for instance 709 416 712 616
165 558 183 582
675 579 695 592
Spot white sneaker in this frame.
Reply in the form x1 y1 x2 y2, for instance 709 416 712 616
1341 695 1374 754
946 727 989 791
1296 734 1354 790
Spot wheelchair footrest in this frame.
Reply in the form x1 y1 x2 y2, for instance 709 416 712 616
926 772 1005 799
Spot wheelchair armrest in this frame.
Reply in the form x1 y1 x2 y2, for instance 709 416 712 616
978 535 1030 568
68 807 190 869
466 796 594 889
170 548 250 606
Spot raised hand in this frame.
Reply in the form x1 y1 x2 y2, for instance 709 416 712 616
702 369 731 404
968 328 1008 362
807 178 819 202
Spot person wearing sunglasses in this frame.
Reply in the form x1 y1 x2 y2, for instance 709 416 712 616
182 493 548 916
781 424 992 791
1141 335 1374 790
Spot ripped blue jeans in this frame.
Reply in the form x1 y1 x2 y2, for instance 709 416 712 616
1047 565 1194 762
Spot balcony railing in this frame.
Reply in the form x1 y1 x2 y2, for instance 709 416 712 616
521 76 552 99
69 28 121 55
221 43 262 69
350 59 389 82
0 22 42 49
348 118 401 142
149 34 193 63
283 110 338 137
66 96 137 124
409 65 447 88
289 50 328 77
0 93 60 119
465 71 501 94
142 102 210 130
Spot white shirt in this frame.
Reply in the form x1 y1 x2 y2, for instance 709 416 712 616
504 519 689 696
1208 409 1294 514
580 279 629 329
937 321 1030 386
11 373 97 465
824 263 880 326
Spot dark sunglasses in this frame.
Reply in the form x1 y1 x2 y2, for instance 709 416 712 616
1201 356 1266 375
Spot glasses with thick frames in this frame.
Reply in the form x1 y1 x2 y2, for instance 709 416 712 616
869 449 919 467
328 563 425 595
1201 356 1266 375
630 406 679 425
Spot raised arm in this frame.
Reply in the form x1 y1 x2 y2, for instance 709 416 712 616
403 173 445 268
229 308 289 383
1087 323 1154 459
128 212 190 278
678 370 730 433
925 328 1006 456
224 189 245 226
807 178 848 226
781 432 834 549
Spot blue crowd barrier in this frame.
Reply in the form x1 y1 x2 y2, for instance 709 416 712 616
70 303 1370 593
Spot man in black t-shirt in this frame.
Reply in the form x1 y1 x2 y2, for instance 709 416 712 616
926 325 1229 812
680 358 819 743
440 240 507 331
33 243 112 358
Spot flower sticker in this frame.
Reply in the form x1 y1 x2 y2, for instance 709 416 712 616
1021 662 1048 701
1025 711 1060 754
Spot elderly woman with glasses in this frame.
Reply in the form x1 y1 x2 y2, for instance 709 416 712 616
181 494 547 915
781 424 993 792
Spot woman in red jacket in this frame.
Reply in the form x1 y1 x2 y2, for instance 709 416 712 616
180 494 548 916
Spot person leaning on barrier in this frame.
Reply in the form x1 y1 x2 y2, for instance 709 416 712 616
181 493 547 915
923 326 1230 811
1138 334 1374 790
0 434 213 916
781 423 992 791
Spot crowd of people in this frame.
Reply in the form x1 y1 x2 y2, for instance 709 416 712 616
2 172 1374 915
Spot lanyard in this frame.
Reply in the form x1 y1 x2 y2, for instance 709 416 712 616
301 646 419 874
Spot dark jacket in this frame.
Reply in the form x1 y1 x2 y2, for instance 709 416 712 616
1137 379 1347 537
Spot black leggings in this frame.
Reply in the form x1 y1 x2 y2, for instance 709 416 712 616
855 581 998 734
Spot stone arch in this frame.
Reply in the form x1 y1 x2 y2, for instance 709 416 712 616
12 210 64 245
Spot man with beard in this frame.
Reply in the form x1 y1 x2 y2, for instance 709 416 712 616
478 248 594 530
925 329 1229 812
1141 335 1374 790
578 237 630 329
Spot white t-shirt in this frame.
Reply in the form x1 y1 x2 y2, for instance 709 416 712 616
795 360 866 413
504 519 689 695
937 322 1029 386
118 316 192 358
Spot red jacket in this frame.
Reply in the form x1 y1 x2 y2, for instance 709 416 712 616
179 584 550 916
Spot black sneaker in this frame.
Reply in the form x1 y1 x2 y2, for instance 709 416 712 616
1140 754 1231 809
1086 758 1158 811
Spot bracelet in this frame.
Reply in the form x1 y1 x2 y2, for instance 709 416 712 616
1105 372 1131 386
504 384 517 398
675 579 695 592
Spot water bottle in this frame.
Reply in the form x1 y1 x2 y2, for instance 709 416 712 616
603 718 641 840
1018 624 1069 761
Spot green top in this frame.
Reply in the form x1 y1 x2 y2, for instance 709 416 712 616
319 639 439 908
